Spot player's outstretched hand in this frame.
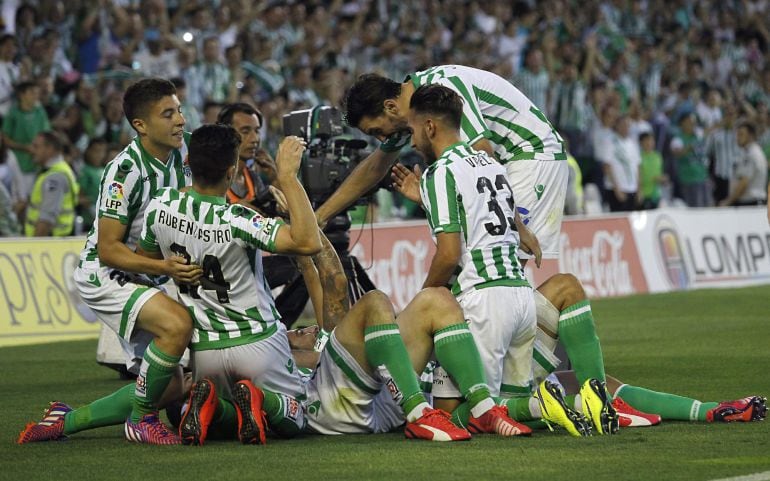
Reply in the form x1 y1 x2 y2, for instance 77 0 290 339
165 255 203 284
391 163 422 204
276 136 307 178
517 222 542 268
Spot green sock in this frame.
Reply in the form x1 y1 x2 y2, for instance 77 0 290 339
452 396 537 427
433 323 493 416
565 394 578 411
616 384 718 421
499 396 536 422
63 384 133 435
262 389 305 437
205 398 238 440
558 300 606 384
131 341 181 422
364 324 429 420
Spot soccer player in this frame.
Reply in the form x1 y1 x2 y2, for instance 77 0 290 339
137 125 322 445
391 84 617 435
317 65 571 265
18 78 199 445
404 83 538 407
214 102 278 209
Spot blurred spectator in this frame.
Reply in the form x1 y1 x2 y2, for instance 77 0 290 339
638 131 667 209
0 134 24 220
76 137 107 229
704 104 740 204
0 33 21 117
24 131 78 236
671 113 709 207
514 46 549 113
170 77 201 130
0 179 19 236
287 65 321 108
696 87 723 131
97 91 132 146
720 121 768 206
2 80 50 197
598 115 641 211
193 35 230 104
202 100 223 124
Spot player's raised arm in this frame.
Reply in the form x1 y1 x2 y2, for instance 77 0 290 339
315 147 400 226
273 136 322 255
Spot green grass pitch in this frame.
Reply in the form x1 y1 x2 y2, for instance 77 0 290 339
2 286 769 481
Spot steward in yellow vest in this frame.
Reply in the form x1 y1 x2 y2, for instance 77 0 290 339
24 132 79 236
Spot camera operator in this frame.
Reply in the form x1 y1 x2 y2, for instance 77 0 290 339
216 103 279 214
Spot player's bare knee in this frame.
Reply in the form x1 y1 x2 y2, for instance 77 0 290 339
414 287 462 326
558 273 586 305
158 306 193 348
359 290 394 325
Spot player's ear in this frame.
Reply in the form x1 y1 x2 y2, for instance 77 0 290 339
383 99 399 116
131 118 147 136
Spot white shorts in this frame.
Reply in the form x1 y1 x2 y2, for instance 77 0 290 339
191 324 306 402
432 285 536 398
506 160 568 259
304 331 403 435
74 265 162 374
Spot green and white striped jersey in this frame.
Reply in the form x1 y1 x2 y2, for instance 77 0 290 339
408 65 565 163
78 134 192 268
140 188 285 351
420 142 529 297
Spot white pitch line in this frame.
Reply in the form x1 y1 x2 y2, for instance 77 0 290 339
709 471 770 481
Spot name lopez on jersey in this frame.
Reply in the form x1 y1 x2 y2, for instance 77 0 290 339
156 209 231 243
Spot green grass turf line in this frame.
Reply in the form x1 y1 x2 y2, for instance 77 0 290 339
1 287 769 481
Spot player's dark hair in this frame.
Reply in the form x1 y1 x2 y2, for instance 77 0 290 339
37 131 65 153
188 124 241 186
217 102 264 127
409 84 463 130
122 78 177 129
638 131 653 143
342 73 401 128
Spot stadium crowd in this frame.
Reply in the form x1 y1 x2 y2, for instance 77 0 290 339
0 0 769 237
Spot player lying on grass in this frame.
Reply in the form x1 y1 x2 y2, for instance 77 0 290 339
185 226 532 443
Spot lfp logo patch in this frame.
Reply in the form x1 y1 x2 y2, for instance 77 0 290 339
108 182 124 200
251 214 264 230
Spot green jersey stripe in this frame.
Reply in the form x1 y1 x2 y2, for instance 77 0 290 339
472 85 518 113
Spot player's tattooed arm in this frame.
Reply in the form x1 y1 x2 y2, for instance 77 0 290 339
311 233 350 332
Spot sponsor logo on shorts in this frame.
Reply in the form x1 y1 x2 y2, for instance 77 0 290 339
87 272 101 288
386 379 402 402
286 398 300 420
285 358 294 373
535 183 545 200
135 375 147 397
